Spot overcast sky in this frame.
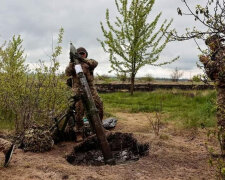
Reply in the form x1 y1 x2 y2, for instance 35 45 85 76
0 0 209 78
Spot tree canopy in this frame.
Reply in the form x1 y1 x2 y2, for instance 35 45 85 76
99 0 178 94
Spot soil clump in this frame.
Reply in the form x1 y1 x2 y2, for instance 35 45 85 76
66 132 149 166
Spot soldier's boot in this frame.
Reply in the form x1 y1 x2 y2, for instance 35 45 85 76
76 131 84 142
73 126 84 142
74 114 85 142
4 144 15 167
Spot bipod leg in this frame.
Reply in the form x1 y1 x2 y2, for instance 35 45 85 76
61 113 72 133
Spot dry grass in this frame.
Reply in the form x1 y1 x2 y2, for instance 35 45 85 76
0 112 217 180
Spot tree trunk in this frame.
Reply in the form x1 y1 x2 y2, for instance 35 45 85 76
130 74 135 95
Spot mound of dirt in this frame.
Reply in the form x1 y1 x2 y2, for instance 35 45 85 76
66 132 149 166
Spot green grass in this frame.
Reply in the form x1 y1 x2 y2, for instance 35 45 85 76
100 89 217 128
0 89 217 130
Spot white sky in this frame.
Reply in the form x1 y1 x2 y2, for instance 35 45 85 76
0 0 209 78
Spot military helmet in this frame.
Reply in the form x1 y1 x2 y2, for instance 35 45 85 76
77 47 88 58
205 34 222 45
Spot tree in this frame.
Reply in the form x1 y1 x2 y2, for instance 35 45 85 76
116 72 127 82
99 0 178 95
141 73 154 82
0 35 28 131
0 28 69 132
0 35 28 77
192 74 202 83
171 0 225 42
170 67 183 82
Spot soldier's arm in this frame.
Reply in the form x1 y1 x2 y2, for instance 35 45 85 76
65 62 76 76
199 55 216 68
82 58 98 69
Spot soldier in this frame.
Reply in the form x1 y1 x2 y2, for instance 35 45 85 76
200 34 225 151
65 47 103 142
0 138 15 167
199 35 225 84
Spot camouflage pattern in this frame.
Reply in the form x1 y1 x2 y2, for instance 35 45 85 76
205 34 222 46
0 138 12 154
65 58 103 131
22 125 54 152
217 87 225 151
200 35 225 150
200 47 225 86
217 88 225 127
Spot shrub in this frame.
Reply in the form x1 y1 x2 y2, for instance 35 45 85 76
0 28 71 132
192 74 202 82
171 67 183 82
141 73 154 82
116 72 127 82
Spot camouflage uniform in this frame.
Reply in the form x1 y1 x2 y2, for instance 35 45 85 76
65 55 103 133
0 138 12 154
200 35 225 150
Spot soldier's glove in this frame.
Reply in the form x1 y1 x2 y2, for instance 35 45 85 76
70 52 84 63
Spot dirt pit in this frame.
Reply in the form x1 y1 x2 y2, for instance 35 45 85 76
66 132 149 166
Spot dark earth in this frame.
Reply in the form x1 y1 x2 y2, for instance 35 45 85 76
66 132 149 166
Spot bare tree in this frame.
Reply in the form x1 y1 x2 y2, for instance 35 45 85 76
171 0 225 42
170 67 183 82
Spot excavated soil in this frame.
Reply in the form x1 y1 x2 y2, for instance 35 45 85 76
66 132 149 166
0 112 217 180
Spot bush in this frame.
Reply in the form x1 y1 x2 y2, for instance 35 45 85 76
96 73 113 84
116 72 127 82
171 67 183 82
192 74 202 82
0 28 71 132
141 73 154 82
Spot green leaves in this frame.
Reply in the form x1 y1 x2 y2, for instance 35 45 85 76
0 28 70 132
99 0 177 94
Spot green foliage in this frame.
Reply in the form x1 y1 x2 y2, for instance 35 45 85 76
141 73 154 82
116 72 127 82
96 73 109 81
192 74 202 82
101 90 216 128
0 118 14 130
99 0 178 94
95 73 114 84
206 129 225 179
0 35 28 131
0 28 71 132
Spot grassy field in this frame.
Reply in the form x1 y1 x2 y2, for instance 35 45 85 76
101 89 217 128
0 89 217 130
